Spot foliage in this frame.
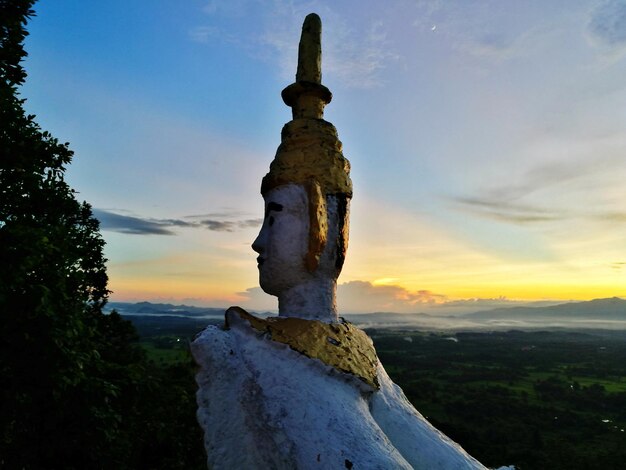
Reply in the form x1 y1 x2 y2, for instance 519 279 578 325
0 2 163 468
0 3 207 466
112 321 208 469
372 329 626 470
125 357 206 470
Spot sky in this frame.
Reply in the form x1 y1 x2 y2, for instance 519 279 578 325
20 0 626 314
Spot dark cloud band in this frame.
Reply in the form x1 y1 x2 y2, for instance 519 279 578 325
93 209 261 235
92 209 177 235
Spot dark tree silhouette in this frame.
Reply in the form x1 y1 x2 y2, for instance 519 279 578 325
0 3 206 468
0 2 143 467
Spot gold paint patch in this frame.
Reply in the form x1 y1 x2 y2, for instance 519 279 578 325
305 179 327 271
261 119 352 198
226 307 379 389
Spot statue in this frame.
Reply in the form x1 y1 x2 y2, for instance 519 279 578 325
192 14 490 469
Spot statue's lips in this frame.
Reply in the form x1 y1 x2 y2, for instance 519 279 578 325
256 257 265 267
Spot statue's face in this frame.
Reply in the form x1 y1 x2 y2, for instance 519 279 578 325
252 184 311 296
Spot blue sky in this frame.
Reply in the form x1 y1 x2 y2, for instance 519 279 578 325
21 0 626 313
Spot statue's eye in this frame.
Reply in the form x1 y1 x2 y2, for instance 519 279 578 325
269 216 275 227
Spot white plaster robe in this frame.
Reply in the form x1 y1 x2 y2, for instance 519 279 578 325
192 311 488 470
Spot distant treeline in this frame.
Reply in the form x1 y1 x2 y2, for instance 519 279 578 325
372 329 626 469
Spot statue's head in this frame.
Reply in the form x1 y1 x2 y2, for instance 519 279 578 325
252 118 352 297
252 13 352 305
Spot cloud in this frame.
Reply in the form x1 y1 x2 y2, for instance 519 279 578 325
237 281 449 314
235 286 278 312
191 1 398 88
188 0 250 45
188 26 222 44
93 208 261 235
588 0 626 49
597 212 626 223
458 27 547 61
187 210 249 219
462 33 519 59
261 13 398 88
92 209 177 235
433 297 560 311
198 218 261 232
450 154 623 226
201 0 249 17
321 20 399 88
611 262 626 271
338 280 447 313
452 197 564 225
235 281 567 315
411 0 548 61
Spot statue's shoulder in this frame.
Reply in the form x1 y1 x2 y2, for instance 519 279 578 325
224 306 379 390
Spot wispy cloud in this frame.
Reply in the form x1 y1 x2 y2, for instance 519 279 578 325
188 0 253 45
458 26 549 61
411 0 551 61
611 261 626 271
190 1 398 88
587 0 626 53
92 209 178 235
450 152 624 226
321 20 399 88
260 7 399 88
596 212 626 223
452 197 564 225
201 0 249 17
198 218 261 232
93 209 261 235
188 26 223 44
461 33 520 59
433 296 561 311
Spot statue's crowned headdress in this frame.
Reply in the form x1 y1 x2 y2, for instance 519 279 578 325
261 13 352 272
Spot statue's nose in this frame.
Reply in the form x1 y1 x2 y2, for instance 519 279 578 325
252 230 265 254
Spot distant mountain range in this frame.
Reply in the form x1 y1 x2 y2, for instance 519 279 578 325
108 297 626 330
464 297 626 321
106 301 226 317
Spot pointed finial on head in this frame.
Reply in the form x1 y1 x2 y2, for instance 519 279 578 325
296 13 322 83
282 13 332 119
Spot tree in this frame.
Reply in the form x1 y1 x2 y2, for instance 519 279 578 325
0 2 141 467
0 4 209 467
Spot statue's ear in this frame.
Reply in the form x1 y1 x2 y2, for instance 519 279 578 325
305 178 327 272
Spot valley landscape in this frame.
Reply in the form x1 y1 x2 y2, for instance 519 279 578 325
119 297 626 469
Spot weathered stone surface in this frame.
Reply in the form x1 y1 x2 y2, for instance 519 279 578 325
296 13 322 84
281 13 331 120
192 318 488 469
262 120 351 198
281 82 331 117
226 306 379 389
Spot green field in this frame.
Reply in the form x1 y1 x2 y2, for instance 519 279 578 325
140 336 191 365
370 329 626 469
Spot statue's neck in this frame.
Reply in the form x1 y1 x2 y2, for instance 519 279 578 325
278 278 338 322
